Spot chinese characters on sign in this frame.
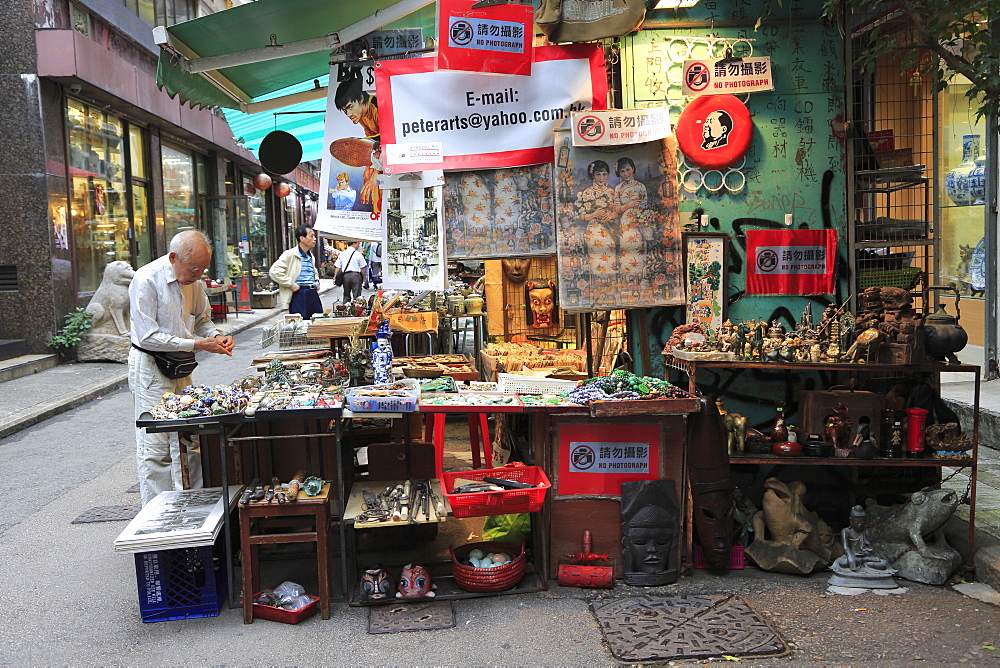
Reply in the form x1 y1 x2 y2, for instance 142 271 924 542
745 229 836 295
437 0 534 76
682 56 774 96
570 108 672 147
568 442 651 473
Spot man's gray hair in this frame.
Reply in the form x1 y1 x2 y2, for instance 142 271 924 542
169 230 212 262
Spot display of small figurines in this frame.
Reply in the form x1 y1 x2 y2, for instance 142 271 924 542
851 286 923 364
717 320 737 353
346 347 369 387
371 321 394 385
265 358 294 386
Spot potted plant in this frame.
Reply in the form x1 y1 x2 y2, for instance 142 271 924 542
48 307 93 360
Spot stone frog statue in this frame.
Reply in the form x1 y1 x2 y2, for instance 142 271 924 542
745 477 839 574
864 487 962 585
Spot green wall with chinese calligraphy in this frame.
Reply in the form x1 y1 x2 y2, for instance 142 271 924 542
622 0 849 431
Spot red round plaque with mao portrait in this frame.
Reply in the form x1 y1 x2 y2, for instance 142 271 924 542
675 94 753 170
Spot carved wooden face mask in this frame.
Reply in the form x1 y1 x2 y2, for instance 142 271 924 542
502 257 532 284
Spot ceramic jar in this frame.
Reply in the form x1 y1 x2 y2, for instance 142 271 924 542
464 293 484 315
945 134 980 206
448 296 466 316
969 153 987 205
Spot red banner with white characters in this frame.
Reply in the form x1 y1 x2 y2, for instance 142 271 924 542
376 44 606 172
437 0 534 76
746 229 836 295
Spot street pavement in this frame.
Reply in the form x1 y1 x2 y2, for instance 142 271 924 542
3 284 1000 665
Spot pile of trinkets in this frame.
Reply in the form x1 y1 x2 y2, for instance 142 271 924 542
569 370 692 405
419 393 521 407
150 384 251 419
518 394 582 407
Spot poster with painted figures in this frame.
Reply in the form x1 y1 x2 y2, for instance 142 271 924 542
554 129 683 311
379 170 447 292
443 164 556 259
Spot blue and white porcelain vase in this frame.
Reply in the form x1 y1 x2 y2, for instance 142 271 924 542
969 153 987 205
945 134 980 206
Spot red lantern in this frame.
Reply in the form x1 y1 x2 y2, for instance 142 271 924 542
274 182 291 198
253 173 272 190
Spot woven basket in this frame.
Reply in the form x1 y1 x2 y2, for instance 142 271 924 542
450 541 526 593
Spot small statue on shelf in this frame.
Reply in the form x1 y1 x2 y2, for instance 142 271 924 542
825 403 853 457
371 321 394 384
717 319 737 353
825 318 842 361
733 322 747 359
750 322 766 361
799 303 814 333
828 505 898 589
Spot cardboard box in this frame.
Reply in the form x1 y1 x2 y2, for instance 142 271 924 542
387 311 439 333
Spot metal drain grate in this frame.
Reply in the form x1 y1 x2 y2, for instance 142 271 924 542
591 593 788 662
71 505 141 524
367 601 456 634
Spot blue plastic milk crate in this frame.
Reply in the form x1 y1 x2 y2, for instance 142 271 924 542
134 542 227 622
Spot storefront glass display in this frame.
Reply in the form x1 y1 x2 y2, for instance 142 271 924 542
161 143 197 242
67 99 129 294
937 77 986 306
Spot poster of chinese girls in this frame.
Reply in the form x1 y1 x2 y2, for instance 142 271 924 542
553 130 683 311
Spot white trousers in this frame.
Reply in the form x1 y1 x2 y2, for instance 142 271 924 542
128 347 204 505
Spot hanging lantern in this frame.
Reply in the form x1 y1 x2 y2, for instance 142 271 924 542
274 182 291 198
253 173 273 190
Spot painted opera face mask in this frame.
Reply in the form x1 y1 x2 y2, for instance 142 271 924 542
526 280 557 328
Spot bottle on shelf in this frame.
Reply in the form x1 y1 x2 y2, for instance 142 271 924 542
770 401 788 443
879 408 906 459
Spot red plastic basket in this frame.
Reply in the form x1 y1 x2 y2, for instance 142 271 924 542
442 464 550 518
251 593 320 624
450 541 526 593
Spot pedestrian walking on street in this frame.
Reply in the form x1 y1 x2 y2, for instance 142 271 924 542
333 240 367 303
269 225 323 320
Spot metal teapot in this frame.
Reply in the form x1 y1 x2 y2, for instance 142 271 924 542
923 285 967 364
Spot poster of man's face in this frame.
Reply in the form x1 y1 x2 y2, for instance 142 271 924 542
701 110 733 150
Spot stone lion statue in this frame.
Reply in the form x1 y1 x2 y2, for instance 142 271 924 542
85 260 134 336
77 260 134 362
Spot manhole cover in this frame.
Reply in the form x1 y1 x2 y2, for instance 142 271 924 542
126 483 140 493
71 505 141 524
367 601 455 634
591 593 788 662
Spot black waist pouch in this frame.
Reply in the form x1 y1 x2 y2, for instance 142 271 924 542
132 344 198 379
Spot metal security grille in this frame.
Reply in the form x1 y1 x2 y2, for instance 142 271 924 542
847 10 936 305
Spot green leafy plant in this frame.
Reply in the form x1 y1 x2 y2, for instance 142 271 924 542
49 307 94 352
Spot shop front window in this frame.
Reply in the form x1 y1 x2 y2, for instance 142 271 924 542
937 76 986 348
162 143 197 242
67 99 129 294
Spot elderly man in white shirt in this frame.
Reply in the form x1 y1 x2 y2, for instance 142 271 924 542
128 230 235 505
